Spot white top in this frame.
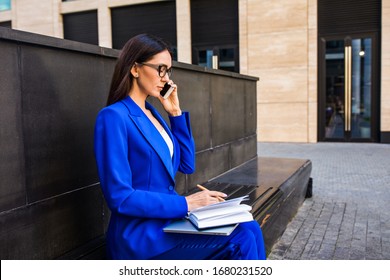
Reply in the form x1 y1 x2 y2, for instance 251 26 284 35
159 128 174 158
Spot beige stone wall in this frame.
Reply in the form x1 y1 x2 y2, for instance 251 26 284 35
176 0 191 63
97 0 112 48
238 0 248 75
240 0 317 142
11 0 62 38
382 1 390 132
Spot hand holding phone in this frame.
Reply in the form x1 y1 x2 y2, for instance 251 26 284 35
160 82 175 99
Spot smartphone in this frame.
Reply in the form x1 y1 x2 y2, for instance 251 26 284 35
160 83 174 99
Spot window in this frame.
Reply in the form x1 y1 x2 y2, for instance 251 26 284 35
0 0 11 11
198 50 214 68
219 47 237 72
63 10 98 45
191 0 239 72
194 46 238 72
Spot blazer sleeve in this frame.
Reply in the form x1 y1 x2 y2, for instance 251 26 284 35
169 112 196 174
94 107 188 219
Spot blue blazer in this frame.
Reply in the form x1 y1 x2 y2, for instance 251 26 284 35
94 96 195 259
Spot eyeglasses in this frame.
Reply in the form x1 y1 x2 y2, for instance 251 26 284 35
136 62 172 78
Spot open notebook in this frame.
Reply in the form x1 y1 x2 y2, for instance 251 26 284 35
163 195 253 235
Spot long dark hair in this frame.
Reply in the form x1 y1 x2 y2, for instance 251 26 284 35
106 34 173 106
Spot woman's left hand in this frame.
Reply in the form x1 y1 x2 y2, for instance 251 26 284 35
158 81 182 117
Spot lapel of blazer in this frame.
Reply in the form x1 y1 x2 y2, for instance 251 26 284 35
121 96 175 182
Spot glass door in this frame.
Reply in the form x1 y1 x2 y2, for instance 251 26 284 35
319 34 378 141
193 45 239 73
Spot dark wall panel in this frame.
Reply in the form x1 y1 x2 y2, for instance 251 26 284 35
0 186 105 259
188 145 231 188
0 42 26 213
211 76 246 146
111 1 177 50
244 81 257 136
191 0 238 47
20 45 114 202
177 72 212 152
230 135 257 168
318 0 381 36
63 10 99 45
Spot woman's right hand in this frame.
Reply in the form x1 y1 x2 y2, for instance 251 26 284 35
185 190 227 212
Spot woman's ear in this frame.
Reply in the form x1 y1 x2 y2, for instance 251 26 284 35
130 64 139 78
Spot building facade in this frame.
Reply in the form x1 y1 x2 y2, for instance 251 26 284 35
1 0 389 143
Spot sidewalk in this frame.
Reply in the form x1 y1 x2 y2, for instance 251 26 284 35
257 142 390 260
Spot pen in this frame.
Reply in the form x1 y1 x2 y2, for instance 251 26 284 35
196 184 225 202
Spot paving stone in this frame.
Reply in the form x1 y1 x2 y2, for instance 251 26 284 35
267 250 284 260
333 246 351 260
349 247 366 260
316 245 336 260
258 142 390 260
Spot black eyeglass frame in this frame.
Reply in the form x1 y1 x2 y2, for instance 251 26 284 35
135 62 172 78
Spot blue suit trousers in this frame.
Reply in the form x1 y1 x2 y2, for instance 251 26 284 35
151 221 266 260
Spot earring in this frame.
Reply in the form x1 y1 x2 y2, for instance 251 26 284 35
134 73 139 78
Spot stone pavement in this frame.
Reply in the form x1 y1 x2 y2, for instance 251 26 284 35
257 142 390 260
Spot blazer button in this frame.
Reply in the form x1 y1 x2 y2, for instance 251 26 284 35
168 186 174 191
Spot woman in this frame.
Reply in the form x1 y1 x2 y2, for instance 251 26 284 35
94 34 266 260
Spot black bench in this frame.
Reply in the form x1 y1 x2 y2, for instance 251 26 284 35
200 157 312 254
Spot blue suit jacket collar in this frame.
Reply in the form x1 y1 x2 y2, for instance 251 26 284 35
120 96 176 182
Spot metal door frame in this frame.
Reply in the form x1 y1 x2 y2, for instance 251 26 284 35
318 32 380 142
